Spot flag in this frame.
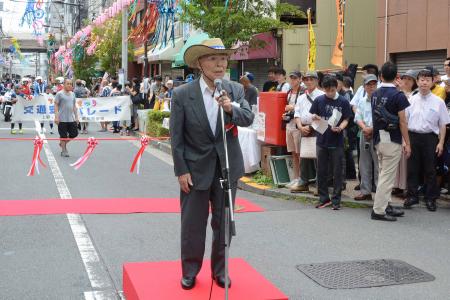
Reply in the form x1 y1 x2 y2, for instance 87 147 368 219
331 0 346 67
307 8 316 71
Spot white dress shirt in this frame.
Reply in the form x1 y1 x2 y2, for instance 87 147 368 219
294 88 325 125
406 92 450 135
199 76 220 133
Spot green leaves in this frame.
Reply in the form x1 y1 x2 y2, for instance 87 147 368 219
179 0 304 48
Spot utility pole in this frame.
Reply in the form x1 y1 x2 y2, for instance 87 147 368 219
121 5 128 87
143 0 148 78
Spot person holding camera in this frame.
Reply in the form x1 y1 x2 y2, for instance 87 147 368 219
403 69 450 211
371 62 410 221
283 71 303 190
354 75 379 201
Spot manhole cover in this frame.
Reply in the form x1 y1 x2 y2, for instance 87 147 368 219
296 259 435 289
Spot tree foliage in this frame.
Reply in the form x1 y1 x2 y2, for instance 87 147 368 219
72 49 99 84
179 0 305 48
92 16 134 76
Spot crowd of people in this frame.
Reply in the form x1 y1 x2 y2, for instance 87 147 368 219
264 58 450 221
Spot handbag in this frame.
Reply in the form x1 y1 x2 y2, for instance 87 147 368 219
300 136 317 159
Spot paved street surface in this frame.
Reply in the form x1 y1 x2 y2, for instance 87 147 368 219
1 119 450 300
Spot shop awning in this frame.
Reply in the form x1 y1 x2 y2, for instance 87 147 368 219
148 38 184 62
230 32 278 61
172 32 210 68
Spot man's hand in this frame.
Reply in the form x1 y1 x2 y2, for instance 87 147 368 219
311 114 321 121
403 143 411 159
285 104 294 112
331 126 342 133
216 92 232 114
54 115 59 125
178 173 193 194
436 143 444 157
362 127 373 139
300 126 311 136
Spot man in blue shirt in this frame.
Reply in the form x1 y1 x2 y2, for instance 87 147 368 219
310 75 352 210
371 62 411 221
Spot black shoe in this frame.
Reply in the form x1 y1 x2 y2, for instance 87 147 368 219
331 204 341 210
386 205 404 217
354 184 361 191
403 198 419 209
391 188 403 196
212 275 231 288
181 277 196 290
425 200 437 212
371 210 397 221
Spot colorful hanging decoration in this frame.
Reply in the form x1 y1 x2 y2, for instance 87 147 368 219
151 0 177 49
128 2 159 45
9 38 24 61
20 0 46 46
307 8 317 71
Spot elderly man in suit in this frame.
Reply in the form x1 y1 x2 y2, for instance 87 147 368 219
170 38 254 290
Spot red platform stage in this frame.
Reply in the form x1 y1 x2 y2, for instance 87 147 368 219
0 197 264 216
123 258 288 300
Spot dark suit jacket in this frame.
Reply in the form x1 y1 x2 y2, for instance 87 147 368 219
170 78 255 190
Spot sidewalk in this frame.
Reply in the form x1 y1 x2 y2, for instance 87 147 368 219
144 137 450 209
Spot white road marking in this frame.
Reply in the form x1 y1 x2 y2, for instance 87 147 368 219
34 121 118 299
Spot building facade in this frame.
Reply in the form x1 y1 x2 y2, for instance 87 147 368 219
282 0 376 74
377 0 450 74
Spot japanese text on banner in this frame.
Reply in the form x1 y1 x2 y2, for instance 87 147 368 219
76 96 132 122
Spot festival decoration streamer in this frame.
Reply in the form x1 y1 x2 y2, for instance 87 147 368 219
307 8 317 71
331 0 346 67
70 137 98 170
130 136 150 174
27 136 46 176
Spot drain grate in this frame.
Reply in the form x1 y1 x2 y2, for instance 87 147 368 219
296 259 435 289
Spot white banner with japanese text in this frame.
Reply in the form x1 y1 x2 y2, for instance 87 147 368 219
76 96 132 122
13 95 132 122
13 94 56 122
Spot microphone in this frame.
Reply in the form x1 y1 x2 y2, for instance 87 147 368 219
214 79 226 96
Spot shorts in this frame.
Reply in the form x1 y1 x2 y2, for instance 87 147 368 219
286 127 301 153
58 122 79 139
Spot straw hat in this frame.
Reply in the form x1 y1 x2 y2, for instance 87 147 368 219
184 38 237 69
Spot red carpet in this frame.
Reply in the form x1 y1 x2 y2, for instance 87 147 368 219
123 258 288 300
0 198 264 216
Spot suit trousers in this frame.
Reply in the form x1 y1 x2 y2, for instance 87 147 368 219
180 159 236 278
373 142 402 215
317 145 344 205
407 132 439 201
359 134 378 195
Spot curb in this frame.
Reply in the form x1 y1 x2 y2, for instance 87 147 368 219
133 131 450 209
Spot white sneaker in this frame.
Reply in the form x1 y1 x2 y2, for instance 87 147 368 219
285 179 299 188
40 129 44 134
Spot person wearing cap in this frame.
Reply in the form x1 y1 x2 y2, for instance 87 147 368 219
354 74 379 201
239 72 258 106
350 64 380 112
21 78 31 96
403 69 450 212
282 71 303 190
371 62 410 221
392 69 418 196
170 38 254 290
275 68 290 92
33 76 46 96
424 65 446 100
293 70 324 192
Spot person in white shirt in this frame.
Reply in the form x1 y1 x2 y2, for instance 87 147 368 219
404 69 450 212
440 57 450 102
283 71 303 191
292 71 324 192
354 75 378 201
275 68 291 92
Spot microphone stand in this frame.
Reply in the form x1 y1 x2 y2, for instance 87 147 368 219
219 103 236 300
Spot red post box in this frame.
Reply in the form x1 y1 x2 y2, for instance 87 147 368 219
258 92 287 146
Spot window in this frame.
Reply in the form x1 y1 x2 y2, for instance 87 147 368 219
0 2 4 11
280 0 316 25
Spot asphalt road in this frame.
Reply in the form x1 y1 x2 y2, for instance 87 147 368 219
1 119 450 300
